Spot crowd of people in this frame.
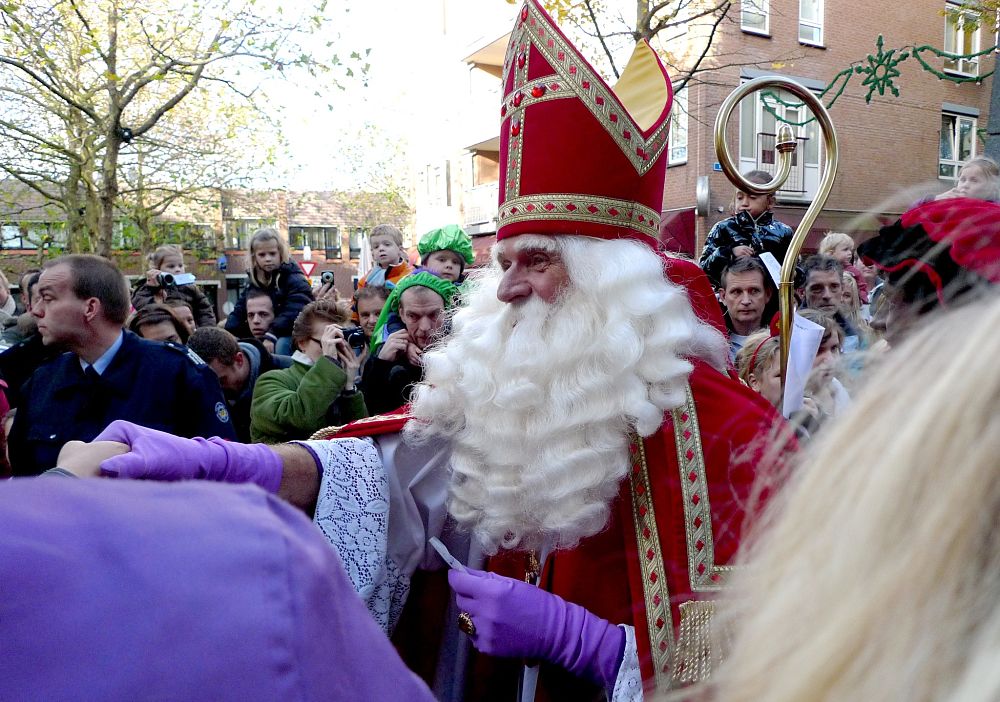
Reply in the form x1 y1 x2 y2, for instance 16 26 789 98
1 1 999 700
0 221 477 475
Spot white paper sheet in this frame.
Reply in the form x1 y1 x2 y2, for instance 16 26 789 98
782 312 824 417
759 251 782 288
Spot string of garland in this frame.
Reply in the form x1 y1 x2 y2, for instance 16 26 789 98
760 34 997 126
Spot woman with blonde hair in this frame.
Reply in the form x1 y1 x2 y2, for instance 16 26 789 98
705 292 1000 702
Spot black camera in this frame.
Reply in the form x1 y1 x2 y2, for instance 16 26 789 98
344 326 367 356
320 271 335 285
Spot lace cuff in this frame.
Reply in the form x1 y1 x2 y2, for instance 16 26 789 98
300 438 409 632
610 625 642 702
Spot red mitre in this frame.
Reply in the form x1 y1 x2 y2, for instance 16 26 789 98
497 0 674 248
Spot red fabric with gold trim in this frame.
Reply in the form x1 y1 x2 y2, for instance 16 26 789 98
497 0 673 247
328 408 411 439
471 361 783 698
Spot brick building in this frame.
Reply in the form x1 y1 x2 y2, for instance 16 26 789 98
663 0 995 254
0 183 412 317
430 0 994 262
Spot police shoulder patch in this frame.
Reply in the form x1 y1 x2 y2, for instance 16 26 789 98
163 341 206 366
215 401 230 423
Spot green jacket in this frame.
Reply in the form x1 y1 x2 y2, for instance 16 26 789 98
250 356 367 444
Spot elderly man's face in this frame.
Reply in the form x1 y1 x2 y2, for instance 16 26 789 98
496 240 570 304
805 270 843 314
399 287 445 349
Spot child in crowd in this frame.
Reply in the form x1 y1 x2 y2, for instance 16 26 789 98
225 228 314 355
737 330 782 408
357 224 413 292
819 231 868 307
699 169 794 287
936 155 1000 202
416 225 475 284
132 245 216 327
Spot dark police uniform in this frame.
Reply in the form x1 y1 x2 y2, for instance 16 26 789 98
8 331 237 476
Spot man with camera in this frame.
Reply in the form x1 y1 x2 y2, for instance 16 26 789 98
361 272 456 416
249 299 367 443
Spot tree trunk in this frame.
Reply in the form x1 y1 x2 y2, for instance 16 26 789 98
65 161 84 254
97 134 121 259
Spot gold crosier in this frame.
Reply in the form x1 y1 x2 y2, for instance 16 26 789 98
713 76 840 396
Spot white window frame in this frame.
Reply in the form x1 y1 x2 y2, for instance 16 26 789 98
799 0 824 46
939 112 977 180
668 88 688 166
737 85 823 201
741 0 769 35
944 1 981 76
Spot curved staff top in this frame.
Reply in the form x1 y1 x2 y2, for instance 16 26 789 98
713 77 840 399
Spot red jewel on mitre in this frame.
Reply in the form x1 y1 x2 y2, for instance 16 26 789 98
497 0 674 249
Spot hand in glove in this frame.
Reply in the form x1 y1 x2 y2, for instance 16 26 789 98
448 567 625 690
95 420 283 493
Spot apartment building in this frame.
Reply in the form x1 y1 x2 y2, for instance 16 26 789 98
430 0 993 260
663 0 995 254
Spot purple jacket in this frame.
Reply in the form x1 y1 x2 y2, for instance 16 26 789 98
0 478 434 701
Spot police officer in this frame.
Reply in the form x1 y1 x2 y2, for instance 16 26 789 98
8 255 236 476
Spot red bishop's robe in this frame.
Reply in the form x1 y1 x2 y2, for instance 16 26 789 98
465 358 783 700
324 356 783 700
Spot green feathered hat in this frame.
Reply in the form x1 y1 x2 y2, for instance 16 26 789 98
417 224 475 266
369 272 459 354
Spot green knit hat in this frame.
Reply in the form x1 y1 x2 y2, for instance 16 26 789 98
369 272 459 354
417 225 475 266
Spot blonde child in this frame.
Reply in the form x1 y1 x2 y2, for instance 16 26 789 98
358 224 413 291
224 228 314 354
132 244 216 327
818 231 868 306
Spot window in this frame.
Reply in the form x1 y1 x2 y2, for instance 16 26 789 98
348 227 365 259
225 218 276 250
799 0 823 45
944 2 980 76
669 88 688 165
741 0 769 34
738 86 823 199
288 225 341 259
0 222 64 249
939 113 977 179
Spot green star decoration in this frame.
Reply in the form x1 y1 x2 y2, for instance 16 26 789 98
855 35 909 104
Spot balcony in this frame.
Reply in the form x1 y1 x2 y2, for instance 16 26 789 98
755 133 809 194
463 182 499 234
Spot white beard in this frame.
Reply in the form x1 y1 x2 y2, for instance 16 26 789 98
406 236 727 553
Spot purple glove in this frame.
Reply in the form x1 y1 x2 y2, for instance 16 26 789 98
95 420 284 494
448 568 625 690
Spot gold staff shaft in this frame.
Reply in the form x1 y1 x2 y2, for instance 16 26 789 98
713 76 839 395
